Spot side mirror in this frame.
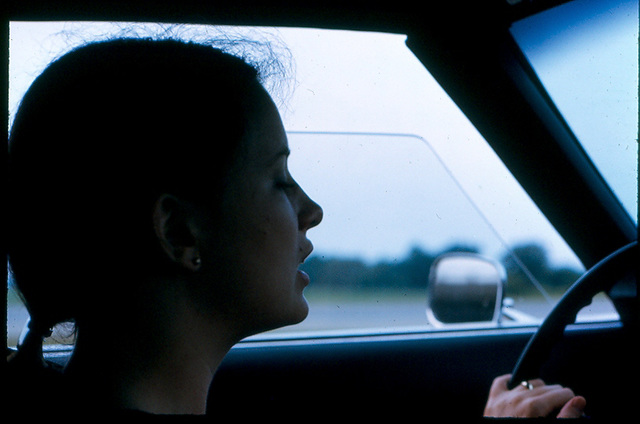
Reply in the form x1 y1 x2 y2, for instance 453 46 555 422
426 253 506 326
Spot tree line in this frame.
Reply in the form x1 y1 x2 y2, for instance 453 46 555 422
301 243 582 297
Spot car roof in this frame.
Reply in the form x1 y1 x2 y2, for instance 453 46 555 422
5 0 636 266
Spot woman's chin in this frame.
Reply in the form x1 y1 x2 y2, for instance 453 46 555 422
282 295 310 328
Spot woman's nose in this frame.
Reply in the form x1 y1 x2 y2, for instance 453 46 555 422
298 190 323 231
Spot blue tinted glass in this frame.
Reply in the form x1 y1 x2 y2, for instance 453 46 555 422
511 0 639 222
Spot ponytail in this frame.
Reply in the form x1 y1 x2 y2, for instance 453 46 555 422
9 318 53 370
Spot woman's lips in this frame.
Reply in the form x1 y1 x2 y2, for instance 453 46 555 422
297 269 310 286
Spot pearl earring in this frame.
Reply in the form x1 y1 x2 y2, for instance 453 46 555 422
193 256 202 267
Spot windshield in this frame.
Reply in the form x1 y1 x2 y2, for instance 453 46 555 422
510 0 639 223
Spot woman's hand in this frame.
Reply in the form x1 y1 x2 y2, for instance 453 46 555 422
484 374 586 418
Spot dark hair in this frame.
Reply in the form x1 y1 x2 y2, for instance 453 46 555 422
8 38 267 358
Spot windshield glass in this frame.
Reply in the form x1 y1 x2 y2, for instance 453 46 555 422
510 0 639 223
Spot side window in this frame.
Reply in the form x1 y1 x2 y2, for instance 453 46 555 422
8 22 619 347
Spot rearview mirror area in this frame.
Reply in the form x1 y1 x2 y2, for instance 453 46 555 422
426 253 506 326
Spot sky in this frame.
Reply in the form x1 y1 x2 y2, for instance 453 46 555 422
9 11 636 270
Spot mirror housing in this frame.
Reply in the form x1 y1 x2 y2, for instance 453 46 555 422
426 253 506 326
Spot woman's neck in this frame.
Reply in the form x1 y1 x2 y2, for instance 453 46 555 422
64 305 236 415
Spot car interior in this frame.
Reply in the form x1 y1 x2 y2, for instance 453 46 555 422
4 0 638 419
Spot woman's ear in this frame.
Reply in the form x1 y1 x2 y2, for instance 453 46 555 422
152 194 202 272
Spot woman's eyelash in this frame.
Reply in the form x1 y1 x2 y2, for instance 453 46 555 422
276 180 296 190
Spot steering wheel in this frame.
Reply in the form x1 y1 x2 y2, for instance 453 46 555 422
508 240 637 390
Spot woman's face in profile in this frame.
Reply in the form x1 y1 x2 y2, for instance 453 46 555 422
200 90 323 337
